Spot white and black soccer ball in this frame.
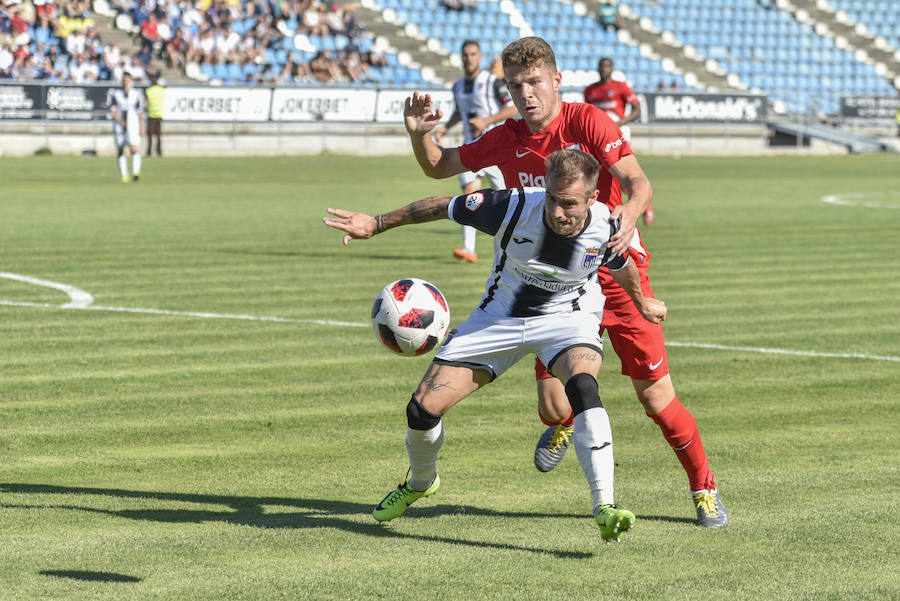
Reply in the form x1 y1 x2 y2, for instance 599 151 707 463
371 278 451 356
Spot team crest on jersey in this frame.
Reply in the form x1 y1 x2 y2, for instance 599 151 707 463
465 192 484 211
582 247 602 268
565 143 581 151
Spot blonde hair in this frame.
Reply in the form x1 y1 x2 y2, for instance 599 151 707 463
546 149 600 190
501 37 557 73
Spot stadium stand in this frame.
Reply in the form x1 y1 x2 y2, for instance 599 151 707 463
2 0 897 117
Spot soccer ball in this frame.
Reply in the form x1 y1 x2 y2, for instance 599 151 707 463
371 278 451 356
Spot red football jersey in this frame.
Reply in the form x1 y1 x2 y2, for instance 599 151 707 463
458 102 632 209
583 79 638 123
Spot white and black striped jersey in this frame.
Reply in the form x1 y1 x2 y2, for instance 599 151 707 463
106 87 145 123
448 187 628 318
450 70 512 143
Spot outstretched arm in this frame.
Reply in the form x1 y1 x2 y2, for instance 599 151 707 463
404 91 467 178
323 195 453 245
609 260 667 324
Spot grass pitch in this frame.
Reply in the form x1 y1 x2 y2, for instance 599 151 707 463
1 153 898 601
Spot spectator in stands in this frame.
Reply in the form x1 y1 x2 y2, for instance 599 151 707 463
303 2 329 37
365 45 387 68
136 39 153 68
339 46 367 82
439 0 475 11
342 3 361 37
310 48 343 82
325 4 344 35
0 40 15 78
34 0 57 29
9 7 31 48
277 53 312 84
140 11 161 47
597 1 622 32
165 27 188 70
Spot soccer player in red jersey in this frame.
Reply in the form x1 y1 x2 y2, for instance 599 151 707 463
584 57 654 225
403 36 728 527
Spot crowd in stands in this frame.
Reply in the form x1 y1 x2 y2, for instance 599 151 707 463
0 0 157 82
0 0 389 85
119 0 387 85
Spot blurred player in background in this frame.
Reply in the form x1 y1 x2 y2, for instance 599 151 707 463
584 57 654 225
145 74 165 157
107 71 146 183
402 36 729 528
434 40 518 263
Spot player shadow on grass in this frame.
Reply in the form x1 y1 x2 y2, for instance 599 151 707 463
2 483 596 558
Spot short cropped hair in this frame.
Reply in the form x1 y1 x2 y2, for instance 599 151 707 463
501 36 557 73
546 149 600 191
461 39 479 52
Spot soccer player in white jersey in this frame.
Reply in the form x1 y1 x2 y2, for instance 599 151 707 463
323 149 667 543
107 71 146 183
434 40 517 263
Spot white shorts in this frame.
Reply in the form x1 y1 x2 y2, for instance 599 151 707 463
434 309 603 380
458 164 505 189
114 116 141 149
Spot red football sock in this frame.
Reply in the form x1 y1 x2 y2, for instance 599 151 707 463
648 397 715 491
539 408 575 428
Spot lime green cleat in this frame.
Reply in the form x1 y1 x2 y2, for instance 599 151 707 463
595 504 636 542
373 474 440 522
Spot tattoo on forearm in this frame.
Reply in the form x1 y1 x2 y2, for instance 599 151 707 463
405 197 448 223
382 197 449 230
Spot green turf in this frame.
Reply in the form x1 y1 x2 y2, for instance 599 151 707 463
1 154 898 601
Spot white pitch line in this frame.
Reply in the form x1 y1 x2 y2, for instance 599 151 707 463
2 272 896 362
0 299 366 328
0 272 94 308
666 341 899 363
822 193 900 209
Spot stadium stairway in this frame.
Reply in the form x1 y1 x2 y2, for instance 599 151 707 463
779 0 900 90
770 119 893 152
356 0 461 84
584 0 736 92
91 12 187 83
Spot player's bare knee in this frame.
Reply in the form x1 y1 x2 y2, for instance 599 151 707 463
406 395 442 430
564 373 603 416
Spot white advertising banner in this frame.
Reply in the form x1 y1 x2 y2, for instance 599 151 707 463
374 89 454 124
270 87 377 122
163 87 272 121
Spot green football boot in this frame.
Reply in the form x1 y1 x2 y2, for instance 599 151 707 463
595 503 636 543
373 474 440 522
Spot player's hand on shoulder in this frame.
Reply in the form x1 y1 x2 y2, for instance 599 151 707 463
323 208 377 246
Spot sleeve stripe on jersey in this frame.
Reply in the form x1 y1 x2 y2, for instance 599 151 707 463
479 188 526 312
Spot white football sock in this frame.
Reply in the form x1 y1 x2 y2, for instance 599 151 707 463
406 422 443 491
573 407 616 511
462 225 476 253
132 152 142 176
117 155 128 177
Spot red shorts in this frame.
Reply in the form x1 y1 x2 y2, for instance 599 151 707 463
534 244 669 382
